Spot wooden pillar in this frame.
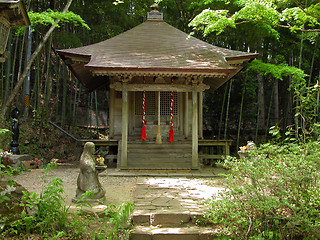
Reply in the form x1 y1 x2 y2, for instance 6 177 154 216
192 90 199 169
178 93 183 136
156 91 162 144
184 92 189 138
199 91 203 139
109 88 115 138
121 87 128 168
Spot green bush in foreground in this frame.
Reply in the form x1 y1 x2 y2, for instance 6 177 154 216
203 142 320 240
1 163 133 239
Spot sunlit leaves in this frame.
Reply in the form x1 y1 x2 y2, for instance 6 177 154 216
246 59 307 82
113 0 124 5
28 9 90 30
281 7 320 31
189 9 236 35
190 0 320 38
234 0 280 25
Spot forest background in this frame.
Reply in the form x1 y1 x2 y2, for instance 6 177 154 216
0 0 320 160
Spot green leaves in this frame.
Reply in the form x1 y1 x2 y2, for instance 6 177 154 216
234 0 281 26
28 9 90 30
246 59 307 82
0 129 10 137
190 0 320 38
190 9 236 35
113 0 124 5
281 7 320 31
204 142 320 239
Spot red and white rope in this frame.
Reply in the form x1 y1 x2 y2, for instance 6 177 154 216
169 78 174 142
141 78 147 140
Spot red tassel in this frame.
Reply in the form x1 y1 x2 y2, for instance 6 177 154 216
141 124 147 140
169 125 174 142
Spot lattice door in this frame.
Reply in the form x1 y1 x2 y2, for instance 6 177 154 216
135 91 177 116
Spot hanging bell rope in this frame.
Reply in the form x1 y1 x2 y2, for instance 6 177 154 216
141 76 147 141
169 77 174 142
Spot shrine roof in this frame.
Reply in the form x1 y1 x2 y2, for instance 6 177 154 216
57 9 257 91
58 19 257 74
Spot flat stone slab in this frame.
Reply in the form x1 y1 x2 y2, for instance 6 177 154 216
130 226 218 240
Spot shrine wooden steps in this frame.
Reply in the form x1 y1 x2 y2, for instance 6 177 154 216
126 142 192 169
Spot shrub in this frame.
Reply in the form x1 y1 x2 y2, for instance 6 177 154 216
203 142 320 239
1 163 133 239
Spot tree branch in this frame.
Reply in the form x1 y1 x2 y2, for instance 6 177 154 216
235 19 320 32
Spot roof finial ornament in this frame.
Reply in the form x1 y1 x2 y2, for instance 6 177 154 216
147 2 163 20
150 3 158 11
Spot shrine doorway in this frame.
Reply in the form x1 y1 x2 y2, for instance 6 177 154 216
131 91 181 141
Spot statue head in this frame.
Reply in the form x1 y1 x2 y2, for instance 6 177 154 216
84 142 95 156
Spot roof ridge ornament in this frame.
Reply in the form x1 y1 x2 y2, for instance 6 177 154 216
147 2 163 21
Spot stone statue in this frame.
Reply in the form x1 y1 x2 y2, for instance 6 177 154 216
73 142 106 203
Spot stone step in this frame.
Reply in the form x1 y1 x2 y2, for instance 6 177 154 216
132 212 205 227
130 226 217 240
127 145 192 151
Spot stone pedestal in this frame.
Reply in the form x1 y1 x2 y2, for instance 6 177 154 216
9 154 33 168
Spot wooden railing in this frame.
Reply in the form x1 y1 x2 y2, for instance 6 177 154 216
198 140 232 165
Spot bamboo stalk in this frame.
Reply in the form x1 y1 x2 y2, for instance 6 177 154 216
224 79 233 140
218 83 228 139
95 90 99 131
4 32 12 104
72 80 78 126
61 65 67 126
237 77 246 150
1 0 74 120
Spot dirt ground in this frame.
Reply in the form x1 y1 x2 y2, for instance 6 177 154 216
11 165 137 209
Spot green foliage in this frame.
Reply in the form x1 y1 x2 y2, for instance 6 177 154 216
190 0 320 37
246 59 307 82
113 0 124 5
190 9 236 36
1 163 133 239
28 9 90 30
0 128 11 150
0 129 10 137
14 9 90 35
96 202 134 240
202 142 320 239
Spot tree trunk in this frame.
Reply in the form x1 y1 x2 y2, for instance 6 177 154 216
61 65 67 126
0 0 73 120
257 74 265 129
95 90 99 130
237 77 246 150
4 32 12 104
10 35 19 94
218 84 228 139
43 36 53 122
274 78 279 125
308 37 317 87
224 79 233 139
265 81 275 137
72 80 78 126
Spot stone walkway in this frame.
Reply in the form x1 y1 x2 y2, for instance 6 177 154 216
126 170 226 239
135 177 223 212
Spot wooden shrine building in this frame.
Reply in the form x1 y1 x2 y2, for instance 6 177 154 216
57 6 257 170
